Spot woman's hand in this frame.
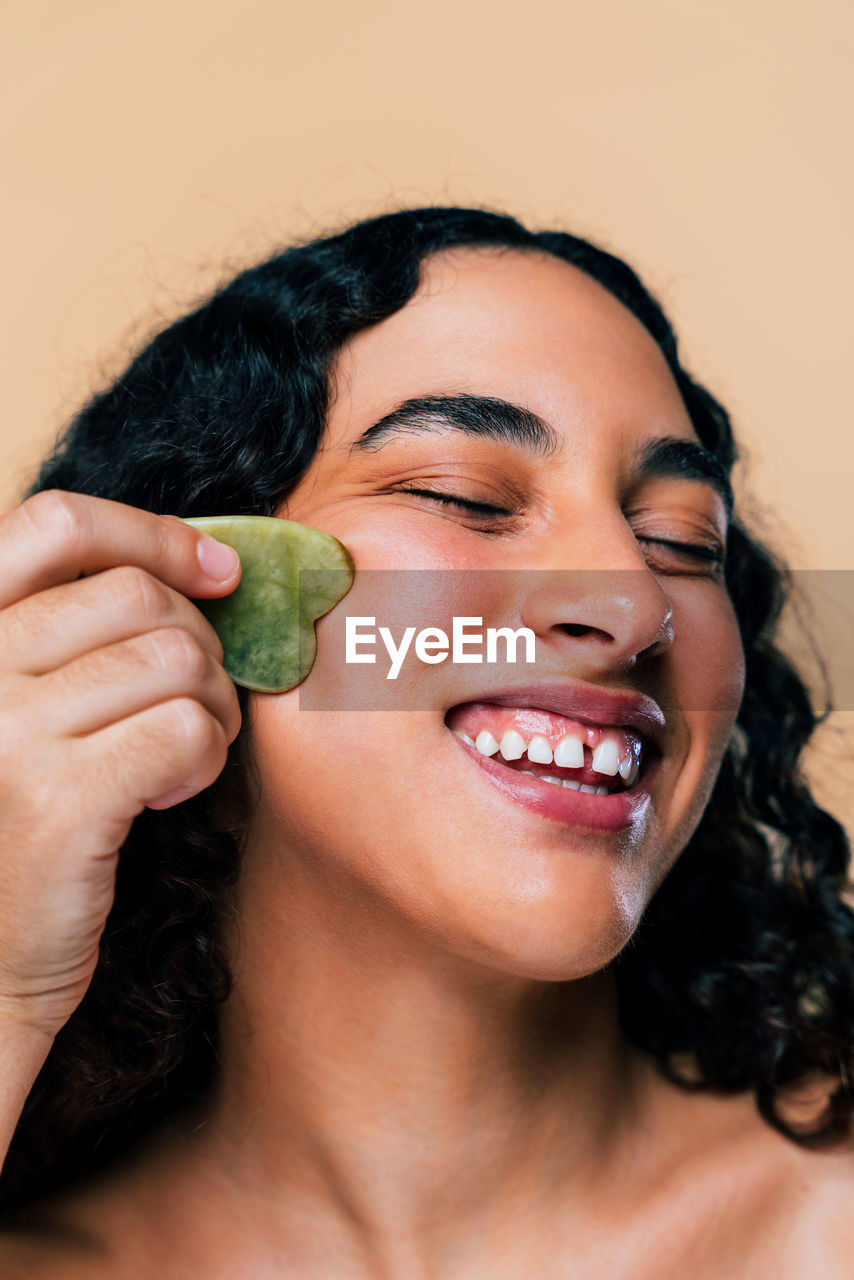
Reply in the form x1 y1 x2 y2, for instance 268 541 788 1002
0 490 243 1050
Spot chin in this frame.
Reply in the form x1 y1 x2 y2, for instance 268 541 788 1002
406 864 652 985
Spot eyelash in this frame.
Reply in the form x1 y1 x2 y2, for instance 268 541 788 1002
399 487 726 567
397 486 515 518
636 537 725 564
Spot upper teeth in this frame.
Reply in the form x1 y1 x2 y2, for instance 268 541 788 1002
499 729 526 761
527 735 553 764
474 730 499 756
618 755 635 780
554 736 584 769
461 723 642 786
590 739 621 776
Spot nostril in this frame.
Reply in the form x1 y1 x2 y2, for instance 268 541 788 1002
561 624 594 637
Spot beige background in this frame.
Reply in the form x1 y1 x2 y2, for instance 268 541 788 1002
2 0 851 831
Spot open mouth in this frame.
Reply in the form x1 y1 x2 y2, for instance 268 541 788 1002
445 701 654 797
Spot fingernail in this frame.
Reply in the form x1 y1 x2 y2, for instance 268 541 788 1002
197 536 240 582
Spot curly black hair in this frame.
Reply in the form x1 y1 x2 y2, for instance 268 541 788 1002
2 206 851 1214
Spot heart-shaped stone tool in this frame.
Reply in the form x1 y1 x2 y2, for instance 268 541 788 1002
183 516 354 692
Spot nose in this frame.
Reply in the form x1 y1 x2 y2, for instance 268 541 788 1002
518 533 675 675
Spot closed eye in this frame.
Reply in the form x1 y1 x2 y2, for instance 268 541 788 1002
636 536 727 579
395 486 515 518
394 488 726 568
637 537 724 562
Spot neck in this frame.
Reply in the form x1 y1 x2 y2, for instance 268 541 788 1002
191 828 648 1270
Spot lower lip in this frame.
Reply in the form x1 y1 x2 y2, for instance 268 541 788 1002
456 739 655 832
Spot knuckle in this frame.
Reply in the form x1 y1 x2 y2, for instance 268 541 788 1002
112 565 168 621
169 698 223 756
19 489 89 551
149 627 208 682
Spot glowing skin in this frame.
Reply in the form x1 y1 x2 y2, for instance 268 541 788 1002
243 249 744 982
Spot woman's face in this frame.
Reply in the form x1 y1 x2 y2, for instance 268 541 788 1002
244 248 744 981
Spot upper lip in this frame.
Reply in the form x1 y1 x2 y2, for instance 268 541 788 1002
453 681 667 753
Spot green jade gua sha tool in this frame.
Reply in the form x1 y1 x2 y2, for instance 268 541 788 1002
183 516 354 693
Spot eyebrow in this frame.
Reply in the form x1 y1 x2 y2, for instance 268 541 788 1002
634 436 733 517
352 394 558 456
352 392 733 516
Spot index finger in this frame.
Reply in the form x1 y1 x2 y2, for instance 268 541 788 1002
0 490 242 611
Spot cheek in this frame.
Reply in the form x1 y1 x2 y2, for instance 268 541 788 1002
242 700 452 939
677 586 745 744
282 490 490 573
243 698 650 981
246 701 405 852
656 586 745 853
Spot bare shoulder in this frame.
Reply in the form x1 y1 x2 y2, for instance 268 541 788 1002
0 1115 208 1279
0 1149 162 1280
768 1132 854 1276
651 1074 854 1279
624 1059 854 1280
0 1209 109 1280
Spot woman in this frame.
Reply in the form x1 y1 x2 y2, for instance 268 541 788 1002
0 207 851 1276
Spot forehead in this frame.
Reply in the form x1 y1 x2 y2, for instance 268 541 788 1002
328 247 696 447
